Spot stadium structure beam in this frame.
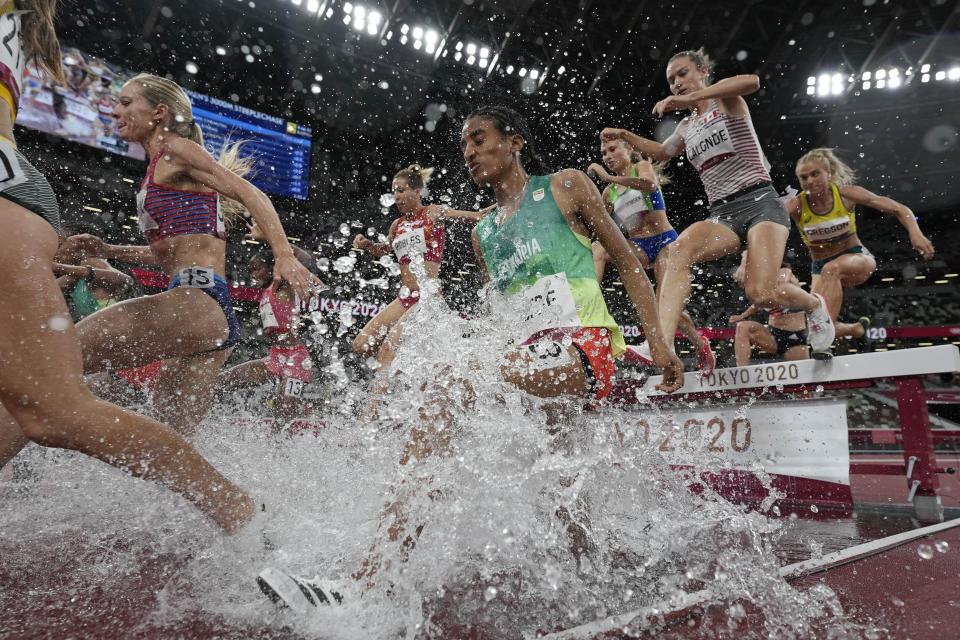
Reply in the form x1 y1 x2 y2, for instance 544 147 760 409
586 0 649 95
908 1 960 87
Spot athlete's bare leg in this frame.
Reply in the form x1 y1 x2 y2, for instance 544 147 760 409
0 201 253 533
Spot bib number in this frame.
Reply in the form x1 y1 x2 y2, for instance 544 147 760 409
0 139 26 192
392 227 427 260
282 377 304 398
0 12 25 103
517 272 581 342
177 267 216 289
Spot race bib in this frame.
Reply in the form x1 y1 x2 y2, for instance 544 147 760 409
685 114 736 172
177 267 216 289
136 186 158 233
392 227 427 260
282 377 304 398
0 12 26 105
259 298 279 331
516 272 581 343
611 189 648 232
802 217 851 243
0 139 26 192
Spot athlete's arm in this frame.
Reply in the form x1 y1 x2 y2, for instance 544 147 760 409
783 196 802 222
163 137 322 298
470 228 489 283
600 127 681 163
80 258 134 296
586 161 657 193
425 203 492 224
839 185 934 260
353 218 398 258
652 75 759 118
729 304 760 324
554 169 683 391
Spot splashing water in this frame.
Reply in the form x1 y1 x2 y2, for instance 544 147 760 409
0 267 874 639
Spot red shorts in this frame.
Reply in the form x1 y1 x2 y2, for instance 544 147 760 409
398 290 420 310
261 345 313 383
115 361 162 392
570 327 616 405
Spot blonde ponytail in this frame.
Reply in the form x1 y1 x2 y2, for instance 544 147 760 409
20 0 64 83
796 148 857 187
394 163 434 190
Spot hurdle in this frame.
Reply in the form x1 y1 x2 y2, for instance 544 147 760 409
613 345 960 521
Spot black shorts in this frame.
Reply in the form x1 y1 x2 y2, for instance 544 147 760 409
769 326 807 355
0 144 61 234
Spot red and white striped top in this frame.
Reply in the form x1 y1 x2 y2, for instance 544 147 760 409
675 100 771 205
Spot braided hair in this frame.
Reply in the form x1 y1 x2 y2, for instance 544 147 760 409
466 105 552 175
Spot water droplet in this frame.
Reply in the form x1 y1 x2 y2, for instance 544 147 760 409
810 504 818 513
484 586 498 601
917 544 934 559
48 315 70 332
935 541 949 553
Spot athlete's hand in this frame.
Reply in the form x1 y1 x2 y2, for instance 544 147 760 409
599 128 626 143
274 253 326 300
244 219 268 242
655 353 685 393
353 234 370 250
910 232 934 260
59 234 107 261
652 94 692 118
586 163 612 182
729 313 745 324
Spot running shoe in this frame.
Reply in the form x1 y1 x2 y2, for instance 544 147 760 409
695 332 715 375
257 567 345 613
805 293 835 359
623 341 653 366
857 316 872 352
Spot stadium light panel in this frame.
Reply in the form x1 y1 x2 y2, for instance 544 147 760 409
466 43 476 55
935 70 946 81
353 5 365 19
401 23 409 34
343 2 353 13
425 29 438 43
480 47 489 58
413 26 423 39
467 55 475 65
455 41 463 51
950 67 960 80
875 69 886 79
506 65 514 74
519 67 527 77
530 69 539 80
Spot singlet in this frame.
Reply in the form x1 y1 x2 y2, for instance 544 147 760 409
72 279 118 318
675 99 771 205
137 148 225 244
0 1 27 125
607 164 666 234
475 174 626 357
259 284 299 336
797 183 857 247
391 206 444 265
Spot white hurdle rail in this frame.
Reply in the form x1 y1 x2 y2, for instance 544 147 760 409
627 345 960 521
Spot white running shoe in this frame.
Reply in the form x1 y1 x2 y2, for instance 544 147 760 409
624 341 654 366
257 567 345 613
805 293 835 358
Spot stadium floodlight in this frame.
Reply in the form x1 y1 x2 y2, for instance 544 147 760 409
425 29 438 43
921 74 930 83
479 58 488 68
557 65 566 75
807 76 816 85
949 67 960 80
414 39 422 50
921 64 930 73
861 81 870 90
400 34 408 45
888 75 901 88
816 74 830 96
467 55 475 65
519 67 527 77
343 2 353 13
413 26 423 39
506 65 514 74
426 41 436 54
861 71 870 80
307 0 319 11
291 0 301 5
353 5 365 19
401 24 409 34
367 21 377 35
455 41 463 51
454 51 462 61
479 47 489 59
875 69 886 79
935 70 946 81
530 69 539 80
466 43 476 55
369 10 381 25
876 79 886 88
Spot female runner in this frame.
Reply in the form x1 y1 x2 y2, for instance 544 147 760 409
787 148 934 340
69 73 322 436
351 163 481 368
0 1 254 534
601 48 835 359
257 105 683 608
216 248 314 422
587 135 714 374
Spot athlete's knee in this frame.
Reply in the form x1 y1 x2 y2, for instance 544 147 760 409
12 388 98 446
819 260 843 280
743 281 779 308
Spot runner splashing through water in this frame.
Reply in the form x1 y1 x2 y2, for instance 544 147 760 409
256 104 683 610
351 163 482 375
601 48 836 360
587 134 714 374
64 73 323 436
786 148 934 345
0 0 255 536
